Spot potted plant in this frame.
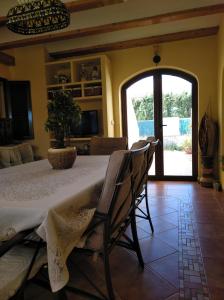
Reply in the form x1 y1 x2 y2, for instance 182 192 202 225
182 137 192 154
45 90 81 169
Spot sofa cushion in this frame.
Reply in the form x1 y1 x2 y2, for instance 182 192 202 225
0 147 22 168
17 143 34 163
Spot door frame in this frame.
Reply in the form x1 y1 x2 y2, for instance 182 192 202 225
121 68 198 180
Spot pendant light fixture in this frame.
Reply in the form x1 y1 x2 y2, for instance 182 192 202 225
6 0 70 35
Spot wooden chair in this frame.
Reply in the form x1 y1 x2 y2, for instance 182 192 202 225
131 139 158 233
90 136 128 155
66 145 149 300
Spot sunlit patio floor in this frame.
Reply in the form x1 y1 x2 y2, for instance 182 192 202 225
149 150 192 176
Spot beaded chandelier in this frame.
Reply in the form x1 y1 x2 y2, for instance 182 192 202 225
6 0 70 35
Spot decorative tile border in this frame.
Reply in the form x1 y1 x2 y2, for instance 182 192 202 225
178 198 210 300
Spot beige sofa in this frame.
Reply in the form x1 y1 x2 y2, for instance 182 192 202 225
0 143 34 169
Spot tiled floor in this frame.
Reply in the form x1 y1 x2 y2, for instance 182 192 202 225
26 181 224 300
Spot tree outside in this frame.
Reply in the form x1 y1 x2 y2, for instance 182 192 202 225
132 91 191 120
132 92 192 152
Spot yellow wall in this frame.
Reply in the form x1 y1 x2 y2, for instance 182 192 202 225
11 46 49 158
106 36 218 137
218 15 224 185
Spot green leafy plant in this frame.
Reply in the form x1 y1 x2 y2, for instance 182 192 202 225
182 137 192 154
164 141 182 151
45 90 81 148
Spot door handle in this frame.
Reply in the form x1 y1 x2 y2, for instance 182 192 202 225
162 124 167 127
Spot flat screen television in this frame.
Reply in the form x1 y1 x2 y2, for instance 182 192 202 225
70 110 99 137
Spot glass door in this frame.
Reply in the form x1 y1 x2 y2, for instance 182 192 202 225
122 69 198 180
126 76 155 175
162 75 193 176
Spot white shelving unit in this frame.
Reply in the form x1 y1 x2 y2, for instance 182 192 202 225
45 55 114 138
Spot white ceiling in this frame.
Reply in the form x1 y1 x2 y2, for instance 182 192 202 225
0 0 223 52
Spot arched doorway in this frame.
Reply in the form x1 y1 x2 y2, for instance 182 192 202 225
121 68 198 180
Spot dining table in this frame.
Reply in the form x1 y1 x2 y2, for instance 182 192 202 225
0 155 109 293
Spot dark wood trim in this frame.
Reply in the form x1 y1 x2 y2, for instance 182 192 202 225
50 27 218 59
66 0 126 13
121 68 198 180
121 87 128 138
0 16 6 26
191 78 198 179
153 72 164 177
0 51 15 66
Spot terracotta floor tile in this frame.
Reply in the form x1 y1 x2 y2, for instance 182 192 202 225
164 292 180 300
166 192 190 202
209 287 224 300
162 200 180 210
203 257 224 289
156 227 179 250
158 212 179 227
194 210 224 224
149 195 181 205
149 205 177 218
139 236 177 263
138 218 177 234
148 252 179 288
200 237 224 259
126 223 152 240
103 247 177 299
112 263 177 300
196 222 224 239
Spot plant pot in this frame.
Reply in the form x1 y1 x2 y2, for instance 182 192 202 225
184 147 192 154
48 147 77 169
200 155 214 188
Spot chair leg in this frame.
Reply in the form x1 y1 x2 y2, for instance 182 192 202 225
103 250 115 300
131 214 144 269
144 184 154 233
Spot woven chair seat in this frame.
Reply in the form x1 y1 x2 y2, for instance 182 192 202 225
0 244 47 300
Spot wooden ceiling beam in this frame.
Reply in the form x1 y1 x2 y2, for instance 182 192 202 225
0 16 7 26
50 27 219 59
66 0 126 13
0 0 125 27
0 51 15 66
0 4 223 50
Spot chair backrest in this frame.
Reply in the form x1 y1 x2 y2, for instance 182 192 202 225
90 137 128 155
131 139 158 197
146 140 158 172
130 142 150 198
97 150 132 226
96 145 149 238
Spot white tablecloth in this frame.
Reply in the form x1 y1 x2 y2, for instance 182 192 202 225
0 156 109 292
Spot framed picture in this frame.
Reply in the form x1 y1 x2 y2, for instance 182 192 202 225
90 65 101 80
79 62 101 81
